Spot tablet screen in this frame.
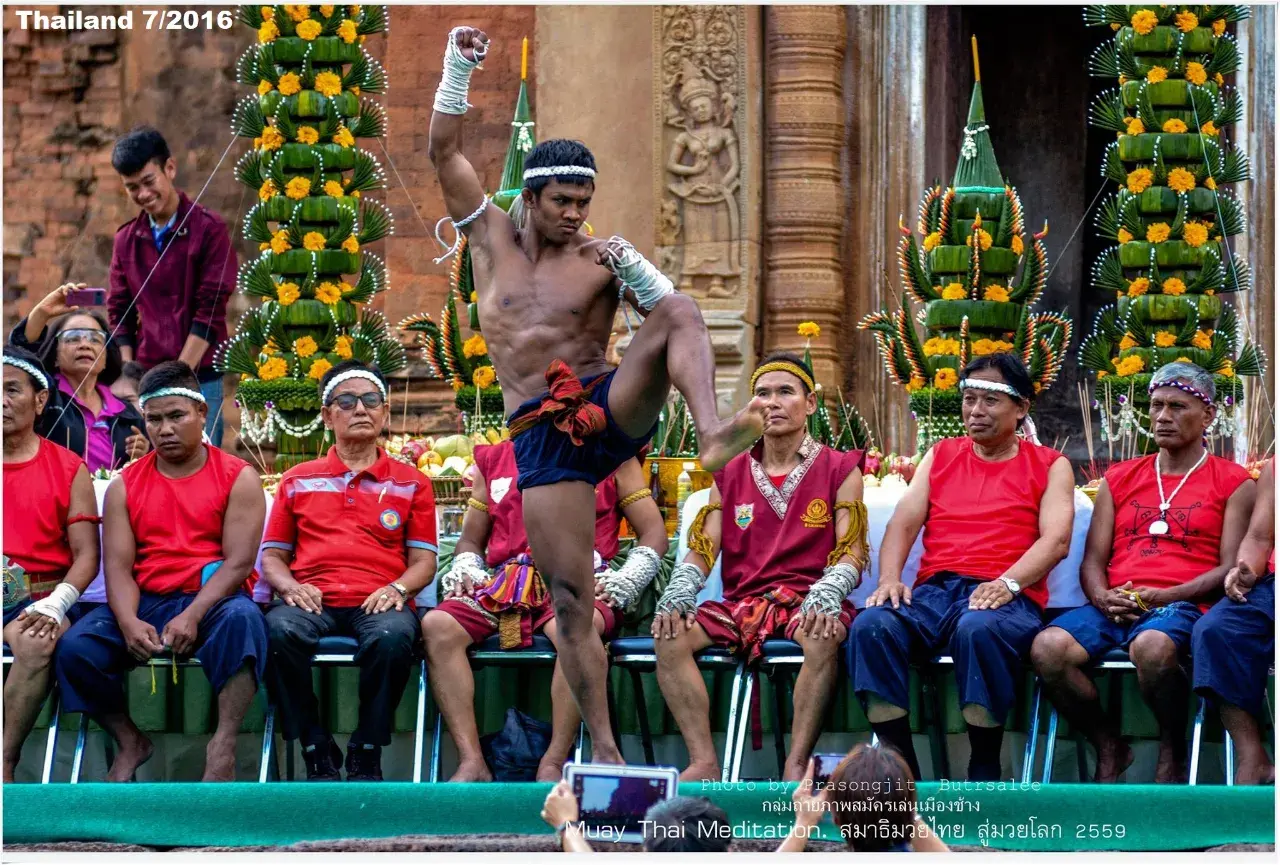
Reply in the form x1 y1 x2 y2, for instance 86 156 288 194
572 772 671 838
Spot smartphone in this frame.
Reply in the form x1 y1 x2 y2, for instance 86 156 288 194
562 762 679 844
66 288 107 307
813 752 846 784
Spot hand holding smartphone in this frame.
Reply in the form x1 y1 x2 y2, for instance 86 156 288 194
65 288 107 307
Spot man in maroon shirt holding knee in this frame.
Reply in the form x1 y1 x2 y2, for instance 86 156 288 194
107 126 235 445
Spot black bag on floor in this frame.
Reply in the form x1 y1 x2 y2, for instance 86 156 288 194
481 707 552 782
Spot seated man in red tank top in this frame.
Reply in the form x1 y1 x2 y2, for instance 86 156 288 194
422 442 667 782
652 353 868 782
260 361 439 782
3 347 100 783
1032 362 1255 783
849 354 1075 781
56 362 268 782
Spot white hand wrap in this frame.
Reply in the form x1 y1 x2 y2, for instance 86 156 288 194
655 561 707 617
23 582 81 627
599 236 675 311
799 563 860 617
440 551 490 596
434 26 488 115
597 545 662 610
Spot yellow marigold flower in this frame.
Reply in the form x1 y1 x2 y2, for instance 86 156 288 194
360 34 366 44
1204 176 1217 190
1219 361 1235 378
922 231 941 252
314 72 343 99
349 5 361 15
1154 330 1177 348
296 126 319 145
983 285 1010 303
966 228 993 251
308 358 333 381
332 125 355 148
1147 66 1168 84
1113 355 1146 377
1111 23 1121 31
1097 370 1108 379
472 365 497 389
351 86 361 96
1183 221 1209 247
258 20 279 43
324 180 345 198
1167 167 1196 193
1176 356 1192 363
257 357 288 381
258 179 278 201
933 368 959 391
342 235 360 254
320 4 335 17
1162 277 1187 296
941 283 967 300
259 125 284 151
302 231 327 251
451 380 463 393
1192 330 1213 350
296 19 322 40
1200 121 1218 136
338 19 358 44
1146 222 1171 243
1185 61 1208 87
1162 118 1188 134
270 230 292 255
286 177 313 200
259 242 270 251
797 321 821 339
314 281 341 305
1118 228 1134 244
971 339 1015 357
923 337 960 357
284 5 311 23
904 376 925 393
1215 72 1225 86
335 335 353 359
261 6 274 20
277 73 301 97
258 79 273 96
1174 10 1199 32
470 291 477 302
1119 75 1128 85
1130 9 1158 35
1011 234 1024 256
1119 333 1138 351
276 282 300 306
352 190 361 199
1126 167 1154 194
1125 117 1145 136
1127 277 1150 298
1212 18 1226 37
340 281 354 295
463 334 488 359
294 336 319 358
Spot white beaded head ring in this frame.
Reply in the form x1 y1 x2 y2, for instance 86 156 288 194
321 368 388 406
2 354 49 392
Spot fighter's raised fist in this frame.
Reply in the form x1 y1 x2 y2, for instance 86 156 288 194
452 26 489 63
596 235 635 269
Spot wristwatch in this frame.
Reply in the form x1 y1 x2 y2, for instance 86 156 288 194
999 577 1021 595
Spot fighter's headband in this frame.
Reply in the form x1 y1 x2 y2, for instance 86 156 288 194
1148 377 1212 405
139 386 206 408
522 166 597 182
2 356 48 391
750 361 815 393
321 369 388 405
959 378 1024 400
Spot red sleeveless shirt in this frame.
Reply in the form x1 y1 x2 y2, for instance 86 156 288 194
475 440 622 567
121 444 255 595
3 438 87 588
1104 453 1251 602
713 437 865 603
916 436 1064 608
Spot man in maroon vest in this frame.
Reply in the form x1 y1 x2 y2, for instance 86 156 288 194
652 353 867 781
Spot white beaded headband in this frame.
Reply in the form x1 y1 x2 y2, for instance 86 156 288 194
959 378 1024 400
139 386 207 408
321 369 388 405
1148 377 1213 405
2 356 48 391
522 166 597 181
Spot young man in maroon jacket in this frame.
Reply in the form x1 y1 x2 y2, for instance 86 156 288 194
107 127 235 445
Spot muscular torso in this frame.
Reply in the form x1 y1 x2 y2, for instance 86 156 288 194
472 224 621 415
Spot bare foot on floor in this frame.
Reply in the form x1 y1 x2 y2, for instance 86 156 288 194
1154 742 1187 784
202 734 237 782
536 757 567 783
106 732 154 783
1093 736 1133 783
680 761 721 782
589 745 626 766
698 398 766 472
1235 756 1275 786
449 758 493 783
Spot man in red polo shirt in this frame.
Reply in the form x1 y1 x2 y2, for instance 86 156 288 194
260 361 438 781
651 353 867 782
107 126 236 445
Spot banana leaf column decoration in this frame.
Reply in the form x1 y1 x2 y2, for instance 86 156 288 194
1079 5 1264 451
217 5 405 471
858 39 1073 454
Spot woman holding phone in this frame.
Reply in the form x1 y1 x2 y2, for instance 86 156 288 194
7 283 149 471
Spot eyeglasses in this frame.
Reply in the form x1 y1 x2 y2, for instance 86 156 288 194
328 392 385 411
58 328 107 346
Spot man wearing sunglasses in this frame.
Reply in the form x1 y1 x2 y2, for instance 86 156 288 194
258 360 439 781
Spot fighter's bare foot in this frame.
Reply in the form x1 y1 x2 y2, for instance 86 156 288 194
589 745 626 766
1093 736 1133 783
202 733 237 782
105 732 154 782
1153 742 1187 784
449 757 493 783
679 760 722 782
1235 756 1275 786
698 398 766 473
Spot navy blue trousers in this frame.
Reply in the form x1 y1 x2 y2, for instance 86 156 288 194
847 573 1044 724
1193 574 1275 719
55 591 267 717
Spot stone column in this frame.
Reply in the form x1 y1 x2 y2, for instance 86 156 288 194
761 7 845 398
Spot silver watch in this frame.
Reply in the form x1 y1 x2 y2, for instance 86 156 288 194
999 577 1021 595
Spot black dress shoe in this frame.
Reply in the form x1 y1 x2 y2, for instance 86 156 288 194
303 739 343 781
345 744 383 781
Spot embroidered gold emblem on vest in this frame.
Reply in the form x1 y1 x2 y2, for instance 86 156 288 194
801 499 831 528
